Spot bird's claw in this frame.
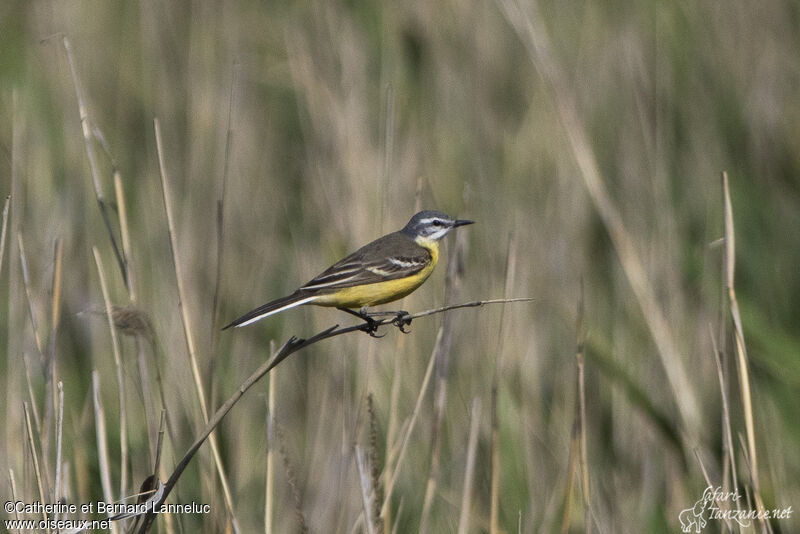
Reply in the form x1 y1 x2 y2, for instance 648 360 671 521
392 311 412 333
364 316 386 338
361 314 386 338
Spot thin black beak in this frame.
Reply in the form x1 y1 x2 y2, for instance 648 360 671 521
453 219 474 228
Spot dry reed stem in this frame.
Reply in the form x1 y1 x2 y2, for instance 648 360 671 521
114 171 135 301
348 516 365 534
489 393 500 534
575 284 591 534
206 72 235 491
713 180 733 495
18 240 45 470
54 382 65 514
265 341 276 534
558 286 588 534
155 412 176 534
385 419 410 475
210 63 237 360
35 264 59 473
145 332 182 493
63 37 101 196
356 445 377 534
708 325 742 524
93 247 129 497
577 356 590 534
391 500 405 534
24 402 50 532
713 234 734 497
17 233 45 358
496 0 700 437
456 397 482 534
8 92 23 473
560 421 579 534
16 196 57 488
92 371 119 534
692 449 735 532
441 489 493 532
9 468 21 522
722 172 769 532
42 238 64 469
22 353 43 448
722 173 758 486
490 232 517 533
50 238 64 352
153 411 166 479
134 333 157 460
380 327 441 520
153 118 241 534
0 195 10 278
62 37 127 285
734 433 758 519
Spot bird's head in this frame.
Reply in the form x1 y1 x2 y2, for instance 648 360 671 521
401 210 474 242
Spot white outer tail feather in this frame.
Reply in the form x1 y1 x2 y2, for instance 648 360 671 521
234 295 319 327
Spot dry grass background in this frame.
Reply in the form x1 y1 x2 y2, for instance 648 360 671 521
2 0 800 532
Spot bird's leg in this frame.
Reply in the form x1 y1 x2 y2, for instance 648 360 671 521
352 308 412 333
337 307 384 337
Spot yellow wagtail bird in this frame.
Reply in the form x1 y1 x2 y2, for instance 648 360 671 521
223 210 473 332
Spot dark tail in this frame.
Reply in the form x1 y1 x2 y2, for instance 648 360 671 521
222 291 315 330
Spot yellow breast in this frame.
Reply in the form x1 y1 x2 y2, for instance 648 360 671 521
315 239 439 309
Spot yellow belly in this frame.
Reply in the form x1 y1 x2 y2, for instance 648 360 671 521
313 266 432 308
314 241 438 309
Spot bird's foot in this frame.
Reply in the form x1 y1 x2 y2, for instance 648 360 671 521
357 309 412 333
361 314 385 338
391 311 412 333
338 307 386 337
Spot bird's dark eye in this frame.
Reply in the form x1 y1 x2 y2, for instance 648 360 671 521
432 220 443 227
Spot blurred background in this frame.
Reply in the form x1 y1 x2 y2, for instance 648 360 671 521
1 0 799 532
